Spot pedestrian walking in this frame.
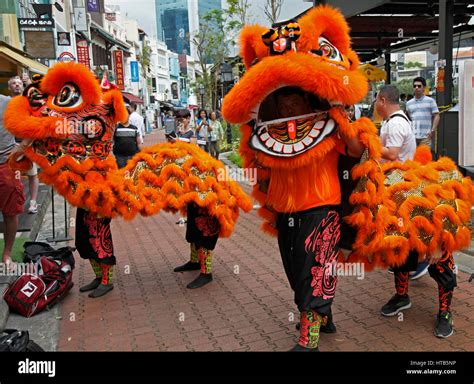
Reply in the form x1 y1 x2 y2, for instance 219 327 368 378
405 77 440 278
208 111 224 159
196 109 210 152
0 88 26 269
113 108 142 169
127 103 145 145
406 77 440 148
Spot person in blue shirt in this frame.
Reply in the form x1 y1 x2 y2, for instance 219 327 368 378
195 109 210 152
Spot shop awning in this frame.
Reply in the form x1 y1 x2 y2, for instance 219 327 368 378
159 101 176 109
0 41 49 74
90 21 130 50
122 92 144 105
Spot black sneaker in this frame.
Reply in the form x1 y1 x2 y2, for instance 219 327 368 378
381 294 412 316
79 277 101 292
289 344 319 352
186 273 213 289
173 261 200 272
88 284 114 298
435 311 453 338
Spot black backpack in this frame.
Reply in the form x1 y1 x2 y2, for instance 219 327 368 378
23 241 75 269
0 329 44 352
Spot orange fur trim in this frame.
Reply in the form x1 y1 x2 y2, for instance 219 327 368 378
26 141 251 238
102 88 128 124
240 25 270 69
413 145 432 164
346 150 473 270
3 96 62 139
41 62 101 105
298 6 351 55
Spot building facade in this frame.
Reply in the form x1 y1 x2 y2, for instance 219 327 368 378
155 0 222 59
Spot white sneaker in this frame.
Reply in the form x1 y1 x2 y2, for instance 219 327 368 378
28 200 38 214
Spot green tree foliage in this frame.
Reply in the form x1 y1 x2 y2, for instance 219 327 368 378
404 61 424 69
191 0 250 111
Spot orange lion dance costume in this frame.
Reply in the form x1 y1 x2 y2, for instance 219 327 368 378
4 62 252 297
222 5 473 349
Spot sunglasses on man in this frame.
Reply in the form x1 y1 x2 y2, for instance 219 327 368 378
413 84 424 88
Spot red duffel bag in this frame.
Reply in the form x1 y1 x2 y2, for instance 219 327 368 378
3 256 74 317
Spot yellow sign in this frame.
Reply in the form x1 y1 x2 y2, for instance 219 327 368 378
359 63 387 82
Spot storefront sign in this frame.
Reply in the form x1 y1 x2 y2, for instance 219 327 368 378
18 18 54 29
113 50 125 90
76 39 90 68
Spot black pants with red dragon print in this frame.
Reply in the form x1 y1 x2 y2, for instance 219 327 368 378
75 208 116 265
393 249 456 312
277 206 341 316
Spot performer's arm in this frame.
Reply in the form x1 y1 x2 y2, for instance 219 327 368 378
338 130 364 158
381 146 401 161
426 244 443 265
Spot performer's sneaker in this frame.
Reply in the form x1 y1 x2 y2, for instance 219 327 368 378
435 311 454 338
186 273 212 289
381 294 412 316
289 344 319 352
321 320 337 333
409 262 429 280
173 261 201 272
88 284 114 298
79 277 101 292
295 321 337 333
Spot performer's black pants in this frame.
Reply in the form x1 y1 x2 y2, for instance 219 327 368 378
277 206 341 316
393 249 457 291
75 208 116 265
185 203 220 250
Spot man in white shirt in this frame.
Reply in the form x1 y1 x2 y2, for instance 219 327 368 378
126 103 144 145
375 85 416 163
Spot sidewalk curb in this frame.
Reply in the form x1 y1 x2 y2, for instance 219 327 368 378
0 276 15 332
454 251 474 275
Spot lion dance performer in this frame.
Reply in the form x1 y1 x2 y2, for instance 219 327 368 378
222 5 473 350
4 62 252 298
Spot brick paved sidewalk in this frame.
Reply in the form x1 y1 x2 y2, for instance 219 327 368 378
57 131 474 352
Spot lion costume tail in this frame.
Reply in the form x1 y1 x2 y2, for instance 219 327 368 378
345 145 474 271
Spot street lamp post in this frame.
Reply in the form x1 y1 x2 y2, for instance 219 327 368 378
220 63 234 144
198 84 205 110
220 63 234 103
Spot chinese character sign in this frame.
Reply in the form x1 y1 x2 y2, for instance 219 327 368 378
76 39 90 68
114 50 125 90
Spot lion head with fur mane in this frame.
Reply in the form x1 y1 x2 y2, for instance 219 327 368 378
223 5 381 233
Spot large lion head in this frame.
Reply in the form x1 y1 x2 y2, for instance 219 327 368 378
4 62 127 171
222 5 370 164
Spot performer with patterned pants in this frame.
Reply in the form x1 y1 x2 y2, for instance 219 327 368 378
76 208 116 298
278 208 341 347
174 203 220 289
381 247 456 338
